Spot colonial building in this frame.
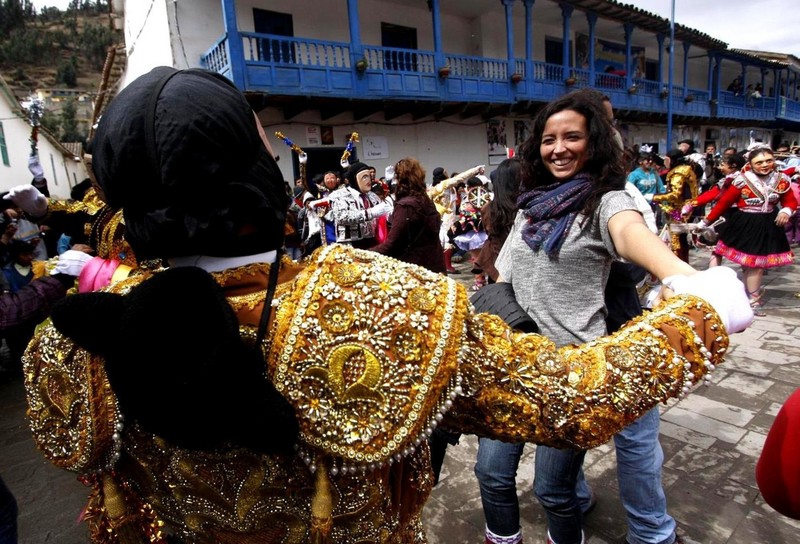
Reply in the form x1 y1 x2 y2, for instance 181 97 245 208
109 0 800 182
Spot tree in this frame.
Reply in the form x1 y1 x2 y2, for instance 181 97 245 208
80 23 115 70
39 110 60 140
56 59 77 87
59 98 83 143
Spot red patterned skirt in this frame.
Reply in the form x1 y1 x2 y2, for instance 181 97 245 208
715 208 793 268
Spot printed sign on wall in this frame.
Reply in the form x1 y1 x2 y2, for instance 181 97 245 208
362 136 389 160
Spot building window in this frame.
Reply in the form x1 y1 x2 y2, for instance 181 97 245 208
0 123 8 166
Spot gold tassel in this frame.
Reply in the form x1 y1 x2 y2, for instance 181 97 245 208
309 455 334 544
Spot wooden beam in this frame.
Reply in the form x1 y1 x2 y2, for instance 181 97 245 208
320 103 350 120
352 102 384 121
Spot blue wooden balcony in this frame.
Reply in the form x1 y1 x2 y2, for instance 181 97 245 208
202 32 800 127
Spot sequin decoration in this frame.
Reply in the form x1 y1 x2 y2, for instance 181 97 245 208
408 287 436 313
321 301 354 333
535 349 567 376
331 262 362 285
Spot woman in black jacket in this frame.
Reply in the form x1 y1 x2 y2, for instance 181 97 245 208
370 157 445 273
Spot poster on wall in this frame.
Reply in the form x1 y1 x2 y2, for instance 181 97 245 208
487 119 508 165
306 126 321 146
514 120 532 147
320 125 334 145
575 33 645 78
362 136 389 160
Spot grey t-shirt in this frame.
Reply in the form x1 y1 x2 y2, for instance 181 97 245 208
495 190 637 347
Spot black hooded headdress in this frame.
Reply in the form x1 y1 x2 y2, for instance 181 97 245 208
89 66 288 260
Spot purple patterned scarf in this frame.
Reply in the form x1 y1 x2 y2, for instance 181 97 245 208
517 173 594 257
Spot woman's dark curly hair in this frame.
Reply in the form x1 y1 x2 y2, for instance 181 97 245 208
518 88 626 219
393 157 431 201
483 157 521 241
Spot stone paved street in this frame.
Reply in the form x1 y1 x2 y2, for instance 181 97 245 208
2 248 800 543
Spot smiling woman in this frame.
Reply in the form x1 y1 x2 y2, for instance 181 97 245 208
474 87 752 544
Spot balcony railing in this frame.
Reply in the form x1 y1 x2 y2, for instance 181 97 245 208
201 32 800 125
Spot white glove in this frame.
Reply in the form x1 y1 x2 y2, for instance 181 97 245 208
366 200 391 220
662 267 754 333
681 203 693 216
644 193 654 203
693 219 714 235
3 184 48 217
53 249 94 277
298 152 308 165
384 165 395 182
28 155 45 182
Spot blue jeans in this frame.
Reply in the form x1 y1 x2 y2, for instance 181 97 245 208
477 410 675 544
474 439 525 536
475 439 586 543
613 408 676 544
533 445 586 544
0 475 18 544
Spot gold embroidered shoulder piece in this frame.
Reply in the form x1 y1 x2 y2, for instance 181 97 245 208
24 327 123 473
445 294 728 448
269 244 470 472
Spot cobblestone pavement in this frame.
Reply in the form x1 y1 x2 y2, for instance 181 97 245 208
2 248 800 543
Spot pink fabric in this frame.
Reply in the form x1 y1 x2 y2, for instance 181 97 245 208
790 180 800 205
78 256 120 293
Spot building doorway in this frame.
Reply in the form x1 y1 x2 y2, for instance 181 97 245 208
253 8 295 63
381 22 418 71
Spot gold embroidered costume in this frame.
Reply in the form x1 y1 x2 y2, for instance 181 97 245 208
24 244 728 544
653 164 699 259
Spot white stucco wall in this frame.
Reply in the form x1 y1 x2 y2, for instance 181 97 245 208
0 95 85 199
119 0 176 88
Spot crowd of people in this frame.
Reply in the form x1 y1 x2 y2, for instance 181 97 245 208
5 66 800 544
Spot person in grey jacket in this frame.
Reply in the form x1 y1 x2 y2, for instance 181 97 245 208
328 161 393 249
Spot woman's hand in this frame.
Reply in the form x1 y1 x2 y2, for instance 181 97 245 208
776 211 791 227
